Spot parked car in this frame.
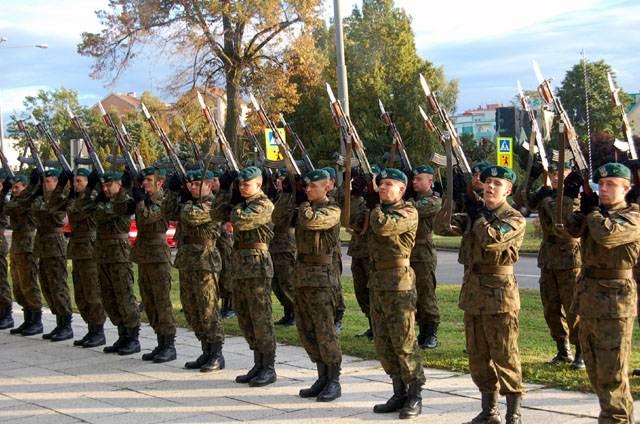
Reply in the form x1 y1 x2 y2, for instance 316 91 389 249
64 217 177 248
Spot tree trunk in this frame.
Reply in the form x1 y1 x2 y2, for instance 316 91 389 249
224 69 241 159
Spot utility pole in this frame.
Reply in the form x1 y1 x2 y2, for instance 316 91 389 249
333 0 349 116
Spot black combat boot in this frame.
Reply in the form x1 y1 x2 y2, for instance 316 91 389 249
74 325 91 346
10 309 29 335
21 309 43 336
546 339 573 364
51 314 73 342
236 350 262 383
43 315 62 340
0 306 14 330
570 344 585 370
104 325 127 353
118 326 141 355
142 334 163 361
200 341 224 371
275 307 295 326
221 297 235 319
373 376 407 413
317 364 341 402
417 322 426 347
334 309 344 333
421 321 439 349
248 351 277 387
299 362 328 398
153 335 177 364
505 393 522 424
83 323 106 348
399 381 422 419
469 391 501 424
185 341 209 369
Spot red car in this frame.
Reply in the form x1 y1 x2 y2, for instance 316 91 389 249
64 217 178 248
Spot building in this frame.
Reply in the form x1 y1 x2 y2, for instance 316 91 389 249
96 92 141 115
452 104 500 141
627 93 640 135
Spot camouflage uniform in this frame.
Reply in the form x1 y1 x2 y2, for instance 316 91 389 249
0 193 12 321
270 192 297 319
347 195 370 321
410 190 442 343
566 202 640 423
217 222 234 314
327 187 345 328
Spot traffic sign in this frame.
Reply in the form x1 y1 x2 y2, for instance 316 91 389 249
264 128 286 161
498 153 513 168
496 137 513 168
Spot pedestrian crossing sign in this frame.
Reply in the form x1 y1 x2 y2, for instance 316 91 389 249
264 128 286 161
496 137 513 168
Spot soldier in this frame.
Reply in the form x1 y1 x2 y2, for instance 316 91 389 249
163 169 225 372
435 165 525 424
295 169 343 402
214 166 277 387
323 166 345 332
96 171 141 355
0 170 13 330
32 169 73 342
5 172 43 336
61 168 106 347
212 170 235 319
471 161 490 193
526 162 583 369
369 168 424 420
131 167 177 363
564 163 639 423
410 165 442 349
270 169 297 326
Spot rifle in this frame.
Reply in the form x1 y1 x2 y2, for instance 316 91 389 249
14 118 45 175
242 121 268 165
65 105 105 175
120 122 146 170
97 101 142 176
0 145 15 179
140 103 188 181
279 113 314 172
378 99 412 173
517 81 551 208
196 91 239 172
179 119 205 169
30 114 73 173
607 71 637 160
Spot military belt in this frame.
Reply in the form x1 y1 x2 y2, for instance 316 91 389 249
137 233 166 242
72 231 96 239
38 228 64 235
472 264 513 275
298 254 333 265
375 258 410 270
237 242 268 250
584 268 633 279
100 234 129 240
183 237 214 247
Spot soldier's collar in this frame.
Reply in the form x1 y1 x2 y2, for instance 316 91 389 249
243 190 264 202
487 200 509 214
603 201 627 212
381 200 403 212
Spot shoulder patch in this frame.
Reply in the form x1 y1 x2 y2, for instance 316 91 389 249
500 222 513 235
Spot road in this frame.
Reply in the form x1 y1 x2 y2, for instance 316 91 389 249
340 246 541 289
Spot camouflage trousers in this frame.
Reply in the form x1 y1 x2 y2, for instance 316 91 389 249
370 289 425 385
294 286 342 366
465 311 524 395
38 256 72 316
233 278 276 354
540 267 580 345
580 316 634 423
218 248 233 297
179 269 223 343
0 253 10 310
271 251 296 311
71 259 105 325
10 253 42 311
98 262 140 328
411 260 440 325
139 263 176 336
350 256 370 317
333 257 345 313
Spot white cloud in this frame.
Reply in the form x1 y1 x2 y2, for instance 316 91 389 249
0 85 51 114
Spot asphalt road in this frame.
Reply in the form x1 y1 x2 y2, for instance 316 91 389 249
340 246 541 290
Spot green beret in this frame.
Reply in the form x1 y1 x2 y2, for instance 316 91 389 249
211 170 223 179
15 175 28 184
548 161 571 172
187 169 215 182
322 167 337 180
592 162 631 183
371 165 381 174
75 168 91 177
141 166 167 177
0 169 8 179
238 166 262 181
278 167 288 177
379 168 408 185
413 165 434 176
472 161 491 174
44 168 61 178
100 171 123 182
304 169 330 184
480 165 516 184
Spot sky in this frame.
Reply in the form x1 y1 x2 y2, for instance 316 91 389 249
1 0 639 136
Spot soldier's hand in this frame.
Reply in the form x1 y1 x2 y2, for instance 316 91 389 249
529 160 544 181
87 170 100 191
167 173 183 193
564 171 583 199
1 178 13 194
295 187 307 205
220 171 238 192
57 170 73 189
366 191 380 209
534 186 554 203
132 187 147 203
121 170 133 190
351 174 368 196
29 168 41 186
282 176 293 193
179 189 194 204
464 194 484 221
625 185 640 205
230 185 243 205
452 171 467 194
580 191 599 214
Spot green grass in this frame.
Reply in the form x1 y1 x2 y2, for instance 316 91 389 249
32 264 640 397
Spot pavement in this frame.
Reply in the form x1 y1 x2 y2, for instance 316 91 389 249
0 307 627 423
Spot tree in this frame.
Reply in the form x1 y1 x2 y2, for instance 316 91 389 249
78 0 324 154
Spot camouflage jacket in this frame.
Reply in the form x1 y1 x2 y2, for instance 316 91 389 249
566 202 640 319
94 188 135 264
132 190 171 264
411 190 441 262
295 199 341 288
4 184 38 255
368 200 418 291
450 201 525 314
0 192 10 256
269 192 296 254
64 189 97 261
32 188 68 259
346 195 369 259
434 196 476 267
163 191 221 272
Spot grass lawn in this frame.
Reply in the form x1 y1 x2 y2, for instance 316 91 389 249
41 265 640 397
